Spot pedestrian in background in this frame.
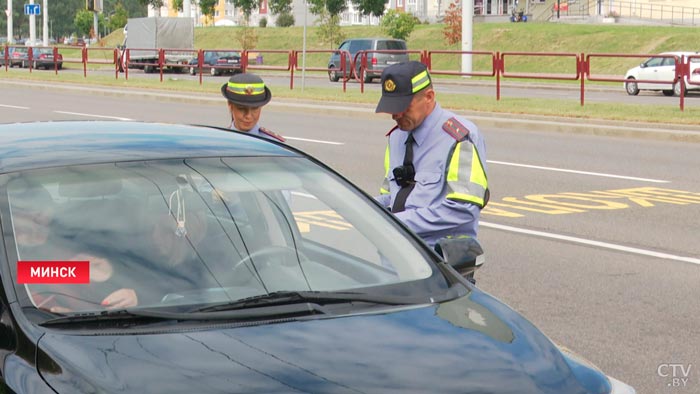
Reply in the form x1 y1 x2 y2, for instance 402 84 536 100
221 73 285 142
375 61 489 249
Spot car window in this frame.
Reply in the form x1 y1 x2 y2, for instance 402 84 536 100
645 57 664 67
338 41 350 51
662 57 676 66
378 40 406 50
3 157 439 316
348 40 372 54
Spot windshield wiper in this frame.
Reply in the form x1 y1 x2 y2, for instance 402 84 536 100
40 302 330 327
193 290 427 313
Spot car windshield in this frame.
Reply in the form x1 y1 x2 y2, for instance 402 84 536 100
3 157 443 319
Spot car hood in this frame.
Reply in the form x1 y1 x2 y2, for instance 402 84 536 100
36 291 605 394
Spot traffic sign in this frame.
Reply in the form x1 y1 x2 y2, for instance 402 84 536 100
24 4 41 15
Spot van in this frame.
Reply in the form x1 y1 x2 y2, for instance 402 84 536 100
328 38 409 83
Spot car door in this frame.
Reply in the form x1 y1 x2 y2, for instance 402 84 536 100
636 56 664 90
655 56 678 89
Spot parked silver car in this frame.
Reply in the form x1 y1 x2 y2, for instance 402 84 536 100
328 38 409 83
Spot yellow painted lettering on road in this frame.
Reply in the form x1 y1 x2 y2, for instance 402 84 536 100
523 194 629 210
498 198 584 213
481 204 525 218
480 187 700 219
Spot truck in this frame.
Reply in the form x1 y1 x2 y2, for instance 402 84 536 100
119 17 194 73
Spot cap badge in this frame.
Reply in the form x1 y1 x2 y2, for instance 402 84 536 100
384 79 396 93
244 85 254 95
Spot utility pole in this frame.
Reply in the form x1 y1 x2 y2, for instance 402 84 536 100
6 0 13 44
29 0 36 45
42 0 48 46
461 0 473 74
184 0 191 17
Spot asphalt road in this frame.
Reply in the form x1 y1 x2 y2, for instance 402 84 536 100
2 83 699 394
50 66 700 107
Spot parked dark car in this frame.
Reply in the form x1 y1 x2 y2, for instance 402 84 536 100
189 50 242 76
0 121 635 394
328 38 409 83
3 46 28 67
28 47 64 70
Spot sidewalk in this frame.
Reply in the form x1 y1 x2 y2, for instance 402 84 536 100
3 79 700 143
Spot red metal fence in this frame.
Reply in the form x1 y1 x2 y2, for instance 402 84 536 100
3 45 697 111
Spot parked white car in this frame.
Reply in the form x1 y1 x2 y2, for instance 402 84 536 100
624 51 700 96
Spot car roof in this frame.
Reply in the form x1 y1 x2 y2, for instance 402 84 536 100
343 37 405 42
0 121 298 174
659 51 699 56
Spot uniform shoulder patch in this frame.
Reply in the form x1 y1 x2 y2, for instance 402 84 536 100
259 127 286 142
385 125 399 137
442 117 470 141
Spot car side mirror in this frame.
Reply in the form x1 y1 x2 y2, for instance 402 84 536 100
639 62 646 68
434 236 485 278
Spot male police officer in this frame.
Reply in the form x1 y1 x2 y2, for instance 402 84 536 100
375 61 489 248
221 73 285 142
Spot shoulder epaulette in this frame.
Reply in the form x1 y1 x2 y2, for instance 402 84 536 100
386 125 399 137
259 127 286 142
442 117 470 141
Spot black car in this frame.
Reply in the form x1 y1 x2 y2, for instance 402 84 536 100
328 38 409 83
0 121 635 394
189 50 242 76
28 47 64 70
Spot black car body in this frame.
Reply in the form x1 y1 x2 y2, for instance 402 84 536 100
28 47 64 70
189 50 242 76
3 46 28 68
328 38 409 83
0 122 635 394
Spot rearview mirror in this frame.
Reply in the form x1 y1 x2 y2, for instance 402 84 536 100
434 236 485 278
640 62 646 68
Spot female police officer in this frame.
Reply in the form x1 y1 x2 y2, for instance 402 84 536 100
221 73 285 142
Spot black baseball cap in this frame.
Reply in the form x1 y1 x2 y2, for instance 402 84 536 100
221 73 272 107
375 61 432 114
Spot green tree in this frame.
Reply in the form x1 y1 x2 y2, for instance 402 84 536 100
269 0 293 15
138 0 165 16
236 24 259 50
199 0 218 24
380 9 416 40
231 0 259 22
352 0 387 19
315 9 345 48
109 2 129 32
275 12 295 27
74 9 95 37
309 0 347 16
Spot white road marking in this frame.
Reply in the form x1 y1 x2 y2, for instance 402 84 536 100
0 104 30 109
481 221 700 266
53 111 133 121
283 136 344 145
488 160 669 183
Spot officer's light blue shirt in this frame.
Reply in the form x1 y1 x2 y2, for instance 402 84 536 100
229 122 285 142
376 103 487 247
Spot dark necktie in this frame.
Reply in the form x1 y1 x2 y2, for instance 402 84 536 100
392 133 416 213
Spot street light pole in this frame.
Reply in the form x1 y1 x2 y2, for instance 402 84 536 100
29 0 36 45
7 0 13 44
42 0 48 46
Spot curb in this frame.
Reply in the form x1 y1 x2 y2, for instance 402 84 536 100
3 79 699 143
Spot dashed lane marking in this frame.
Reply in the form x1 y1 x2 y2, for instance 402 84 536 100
488 160 669 183
481 221 700 266
53 111 132 121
